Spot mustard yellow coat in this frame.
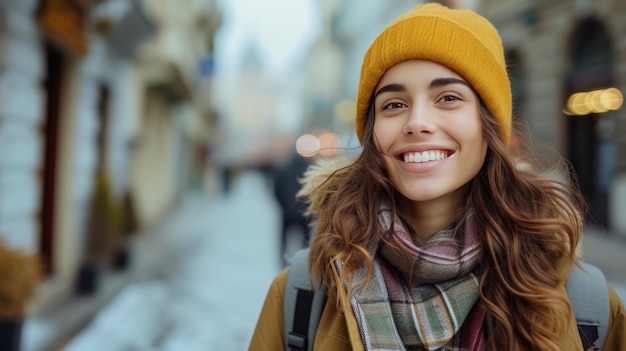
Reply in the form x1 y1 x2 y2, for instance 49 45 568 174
249 266 626 351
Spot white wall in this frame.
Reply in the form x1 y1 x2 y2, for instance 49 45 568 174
0 0 45 253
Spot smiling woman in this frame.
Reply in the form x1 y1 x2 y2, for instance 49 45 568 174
372 60 487 237
249 3 626 351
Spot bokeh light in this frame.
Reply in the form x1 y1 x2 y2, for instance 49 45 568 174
317 132 339 156
296 134 320 157
564 87 623 116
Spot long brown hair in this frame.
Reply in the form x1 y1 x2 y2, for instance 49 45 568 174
300 103 586 350
471 105 586 350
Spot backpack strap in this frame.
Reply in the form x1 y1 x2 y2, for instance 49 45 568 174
566 262 610 351
283 248 326 351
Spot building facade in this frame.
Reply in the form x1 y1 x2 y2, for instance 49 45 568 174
0 0 221 349
478 0 626 235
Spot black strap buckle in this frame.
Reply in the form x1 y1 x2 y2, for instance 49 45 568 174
287 332 307 351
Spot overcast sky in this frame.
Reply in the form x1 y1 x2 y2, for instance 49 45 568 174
215 0 320 80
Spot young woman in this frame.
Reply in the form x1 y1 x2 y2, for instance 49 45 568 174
249 3 626 350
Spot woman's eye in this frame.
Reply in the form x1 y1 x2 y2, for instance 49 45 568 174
439 94 461 103
383 102 406 110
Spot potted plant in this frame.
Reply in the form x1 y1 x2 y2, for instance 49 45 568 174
112 191 139 271
109 193 130 271
77 170 136 292
0 239 42 351
77 170 116 294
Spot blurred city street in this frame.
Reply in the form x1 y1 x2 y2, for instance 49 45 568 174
22 170 626 351
3 1 626 351
48 171 286 351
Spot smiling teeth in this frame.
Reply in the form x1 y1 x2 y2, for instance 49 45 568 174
404 151 448 163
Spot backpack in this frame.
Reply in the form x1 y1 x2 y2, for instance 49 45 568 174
283 248 611 351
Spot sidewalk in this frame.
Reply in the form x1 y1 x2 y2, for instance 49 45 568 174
27 171 285 351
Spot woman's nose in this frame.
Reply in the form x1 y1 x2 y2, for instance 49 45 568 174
403 105 436 136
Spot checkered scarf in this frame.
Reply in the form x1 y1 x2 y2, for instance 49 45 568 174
339 207 486 350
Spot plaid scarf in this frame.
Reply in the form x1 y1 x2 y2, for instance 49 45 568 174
339 207 485 350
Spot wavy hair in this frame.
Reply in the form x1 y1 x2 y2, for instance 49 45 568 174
471 105 586 350
299 101 587 350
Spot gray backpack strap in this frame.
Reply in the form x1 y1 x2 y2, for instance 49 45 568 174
566 262 610 350
283 248 326 351
308 279 326 349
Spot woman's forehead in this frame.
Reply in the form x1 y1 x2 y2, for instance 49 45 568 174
377 59 466 86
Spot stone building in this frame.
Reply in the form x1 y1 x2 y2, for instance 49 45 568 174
0 0 221 349
478 0 626 234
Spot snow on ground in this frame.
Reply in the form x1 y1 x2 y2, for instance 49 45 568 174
63 171 283 351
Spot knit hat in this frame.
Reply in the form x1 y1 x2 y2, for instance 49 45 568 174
355 3 511 144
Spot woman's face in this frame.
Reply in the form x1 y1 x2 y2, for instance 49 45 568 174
373 59 487 208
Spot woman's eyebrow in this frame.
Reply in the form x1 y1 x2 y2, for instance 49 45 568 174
430 77 471 89
373 83 406 100
374 78 471 100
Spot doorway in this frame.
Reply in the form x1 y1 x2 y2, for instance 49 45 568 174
564 18 615 227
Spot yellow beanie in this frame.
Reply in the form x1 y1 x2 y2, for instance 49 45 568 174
355 3 511 144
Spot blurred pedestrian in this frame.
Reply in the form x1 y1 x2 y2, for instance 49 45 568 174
250 3 625 350
271 151 311 265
